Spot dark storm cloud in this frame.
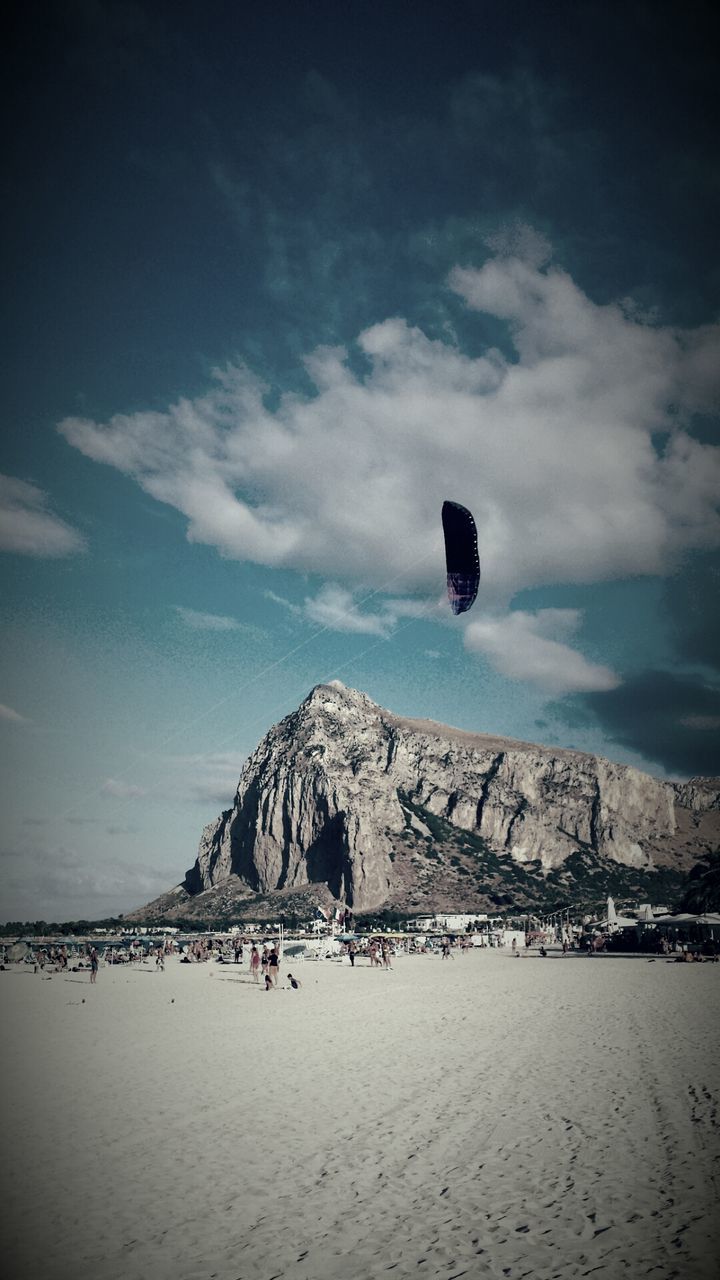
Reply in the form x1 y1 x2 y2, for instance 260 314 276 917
662 553 720 674
576 671 720 779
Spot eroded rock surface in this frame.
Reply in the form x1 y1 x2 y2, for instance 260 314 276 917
181 682 719 913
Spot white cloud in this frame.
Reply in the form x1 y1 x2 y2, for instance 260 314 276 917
0 703 30 725
60 246 720 691
264 589 301 615
302 584 391 636
175 606 241 631
100 779 147 799
266 583 433 637
464 609 620 694
57 248 720 608
0 474 86 557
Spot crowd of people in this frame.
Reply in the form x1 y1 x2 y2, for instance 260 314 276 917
4 924 718 984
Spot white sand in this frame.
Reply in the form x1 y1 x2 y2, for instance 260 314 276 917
1 950 719 1280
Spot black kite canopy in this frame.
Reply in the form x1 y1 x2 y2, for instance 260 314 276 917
442 500 480 614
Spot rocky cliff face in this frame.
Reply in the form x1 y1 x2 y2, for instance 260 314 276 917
177 681 720 915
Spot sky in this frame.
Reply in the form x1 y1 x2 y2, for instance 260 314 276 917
2 0 719 923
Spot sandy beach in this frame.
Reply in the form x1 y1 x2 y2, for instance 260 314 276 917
1 949 718 1280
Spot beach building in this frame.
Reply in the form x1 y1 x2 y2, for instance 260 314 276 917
412 913 492 933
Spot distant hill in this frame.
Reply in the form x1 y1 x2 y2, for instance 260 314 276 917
128 682 720 924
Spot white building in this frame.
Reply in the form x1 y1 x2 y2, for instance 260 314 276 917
412 913 492 933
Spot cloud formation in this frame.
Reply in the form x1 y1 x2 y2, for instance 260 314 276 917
0 843 178 922
100 779 147 800
0 703 30 725
183 747 244 808
302 584 392 636
268 583 433 637
160 751 245 809
57 248 720 686
577 671 720 779
58 251 720 598
0 474 86 557
175 606 242 631
464 609 620 694
661 551 720 675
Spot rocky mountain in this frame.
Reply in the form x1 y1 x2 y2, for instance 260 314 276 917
131 681 720 923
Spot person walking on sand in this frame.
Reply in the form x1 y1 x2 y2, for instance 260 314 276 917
250 945 260 982
89 947 99 984
268 945 280 987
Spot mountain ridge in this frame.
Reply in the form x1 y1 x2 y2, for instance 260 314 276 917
127 682 720 923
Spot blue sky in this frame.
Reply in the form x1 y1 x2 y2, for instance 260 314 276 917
2 0 718 922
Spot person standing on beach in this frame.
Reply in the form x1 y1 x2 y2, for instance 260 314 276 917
250 945 260 982
268 945 280 987
89 947 99 984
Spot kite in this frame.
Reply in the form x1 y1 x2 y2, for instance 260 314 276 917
442 500 480 614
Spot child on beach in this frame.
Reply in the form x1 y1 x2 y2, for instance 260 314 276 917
287 974 302 989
